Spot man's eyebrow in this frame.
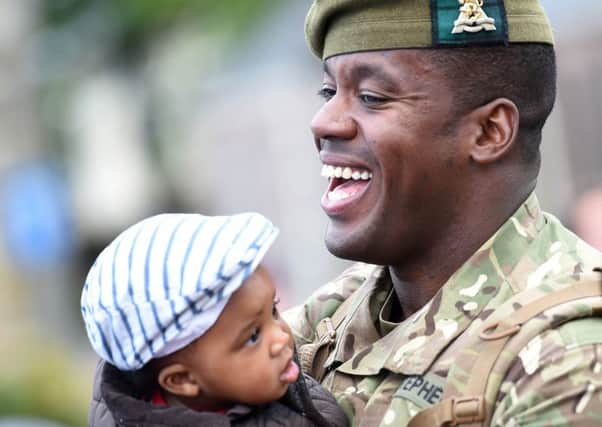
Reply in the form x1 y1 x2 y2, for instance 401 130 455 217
350 63 399 90
322 61 399 90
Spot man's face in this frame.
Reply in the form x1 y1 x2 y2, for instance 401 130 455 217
311 49 469 265
178 265 298 407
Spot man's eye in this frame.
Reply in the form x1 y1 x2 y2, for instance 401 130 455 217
272 297 281 319
317 87 336 101
359 93 386 105
246 327 260 346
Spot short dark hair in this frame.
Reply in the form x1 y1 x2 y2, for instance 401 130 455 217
426 43 556 163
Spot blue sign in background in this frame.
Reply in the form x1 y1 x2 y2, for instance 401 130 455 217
1 162 75 269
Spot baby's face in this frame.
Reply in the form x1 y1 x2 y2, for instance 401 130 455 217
181 265 299 407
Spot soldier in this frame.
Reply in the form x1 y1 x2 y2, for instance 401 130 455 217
286 0 602 426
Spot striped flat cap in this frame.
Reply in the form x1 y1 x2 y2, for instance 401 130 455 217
81 212 278 371
306 0 554 60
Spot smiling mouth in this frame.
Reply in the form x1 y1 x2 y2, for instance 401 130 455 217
320 163 373 214
321 163 373 201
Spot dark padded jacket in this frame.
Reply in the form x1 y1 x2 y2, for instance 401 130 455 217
89 360 349 427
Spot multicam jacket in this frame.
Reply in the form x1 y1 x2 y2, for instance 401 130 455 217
285 194 602 426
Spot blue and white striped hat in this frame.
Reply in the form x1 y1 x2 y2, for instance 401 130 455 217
80 212 279 371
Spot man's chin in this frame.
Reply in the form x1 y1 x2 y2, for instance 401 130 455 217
325 224 392 265
325 233 371 263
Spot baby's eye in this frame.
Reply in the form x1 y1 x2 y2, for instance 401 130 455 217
246 327 261 346
272 297 281 319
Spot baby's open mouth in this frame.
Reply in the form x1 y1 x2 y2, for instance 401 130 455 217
279 358 299 384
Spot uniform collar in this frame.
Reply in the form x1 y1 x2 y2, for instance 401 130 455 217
336 193 546 376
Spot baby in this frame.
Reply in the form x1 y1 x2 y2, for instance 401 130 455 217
81 212 348 426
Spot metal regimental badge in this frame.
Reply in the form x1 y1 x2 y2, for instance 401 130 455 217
452 0 496 34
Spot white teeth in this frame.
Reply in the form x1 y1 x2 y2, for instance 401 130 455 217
321 165 328 177
321 164 372 180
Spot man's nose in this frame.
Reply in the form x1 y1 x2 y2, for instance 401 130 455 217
310 96 357 149
269 326 291 357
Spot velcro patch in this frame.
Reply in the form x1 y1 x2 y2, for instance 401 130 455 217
394 372 446 408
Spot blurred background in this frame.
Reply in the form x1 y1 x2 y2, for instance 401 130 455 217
0 0 600 425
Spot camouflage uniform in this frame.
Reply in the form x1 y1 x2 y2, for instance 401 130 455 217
285 194 602 426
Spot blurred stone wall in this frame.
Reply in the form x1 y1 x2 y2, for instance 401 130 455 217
538 35 602 223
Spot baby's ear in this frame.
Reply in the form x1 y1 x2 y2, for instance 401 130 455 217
157 364 201 397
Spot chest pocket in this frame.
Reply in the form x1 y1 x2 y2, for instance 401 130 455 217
298 274 378 382
297 296 354 383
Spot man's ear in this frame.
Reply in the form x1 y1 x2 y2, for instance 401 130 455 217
157 363 201 397
468 98 519 164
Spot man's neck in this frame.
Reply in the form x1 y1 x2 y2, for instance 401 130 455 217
388 187 534 319
387 241 475 320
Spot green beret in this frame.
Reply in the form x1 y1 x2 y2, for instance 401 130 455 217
306 0 554 60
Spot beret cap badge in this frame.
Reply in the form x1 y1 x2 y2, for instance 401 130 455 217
452 0 496 34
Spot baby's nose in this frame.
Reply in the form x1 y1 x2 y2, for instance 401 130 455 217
269 328 291 357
